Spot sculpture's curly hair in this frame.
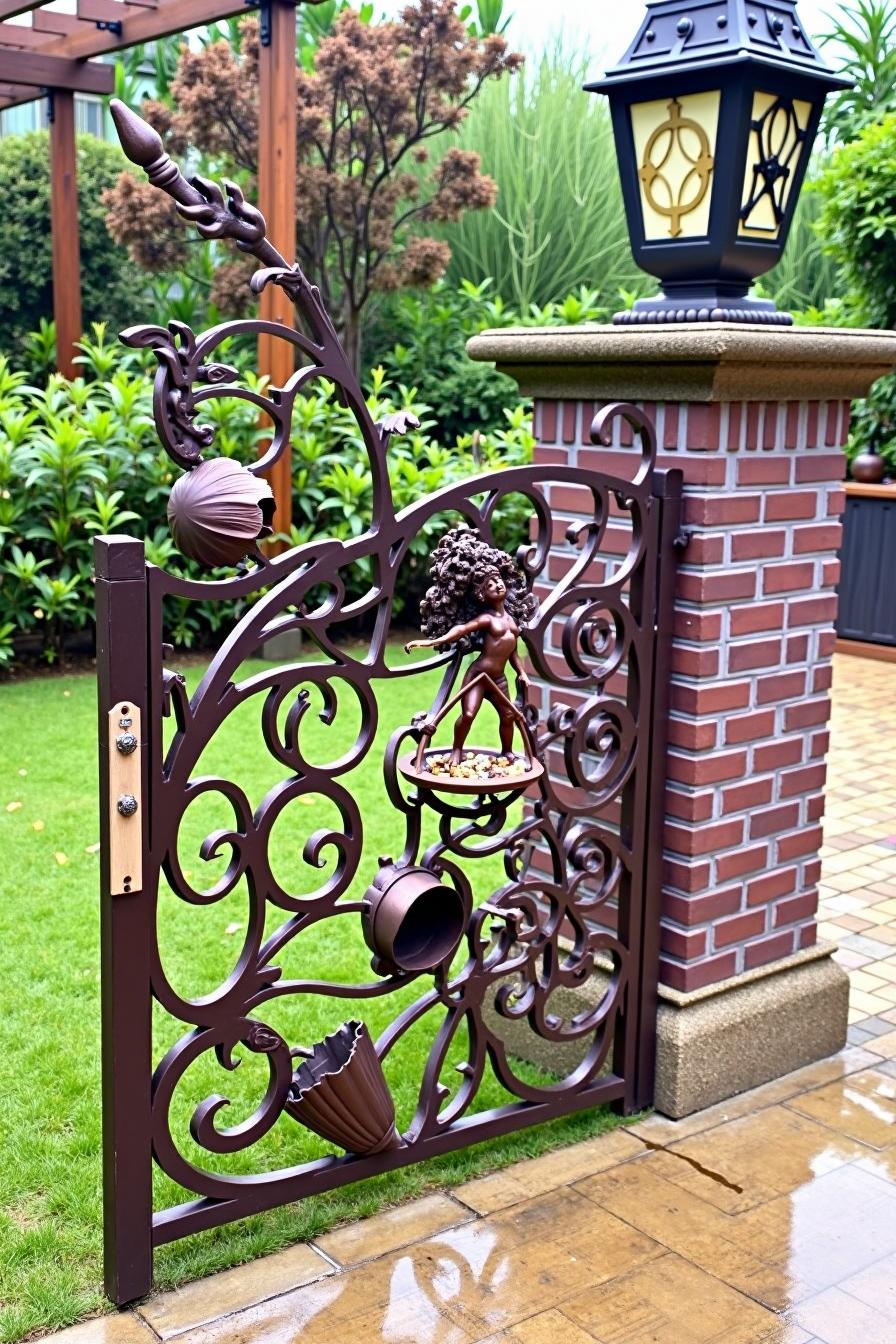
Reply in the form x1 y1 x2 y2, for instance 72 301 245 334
419 528 538 652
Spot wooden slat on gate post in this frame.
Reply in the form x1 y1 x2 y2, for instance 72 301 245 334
95 535 153 1304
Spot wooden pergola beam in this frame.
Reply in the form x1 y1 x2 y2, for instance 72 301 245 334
78 0 157 22
0 0 158 21
0 2 43 19
50 89 83 379
0 79 40 99
32 0 262 60
0 48 114 94
32 9 84 35
0 24 54 46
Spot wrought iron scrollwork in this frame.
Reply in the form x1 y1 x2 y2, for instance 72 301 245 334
104 101 677 1256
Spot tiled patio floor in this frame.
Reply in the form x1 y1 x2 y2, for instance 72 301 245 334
819 655 896 1036
52 654 896 1344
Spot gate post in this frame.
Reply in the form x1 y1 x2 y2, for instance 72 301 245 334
95 536 153 1304
469 323 896 1117
633 467 683 1111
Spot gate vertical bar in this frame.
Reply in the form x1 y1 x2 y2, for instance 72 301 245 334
95 535 153 1304
633 468 683 1111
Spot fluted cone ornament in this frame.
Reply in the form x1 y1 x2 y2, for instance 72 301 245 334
285 1021 402 1155
167 457 275 567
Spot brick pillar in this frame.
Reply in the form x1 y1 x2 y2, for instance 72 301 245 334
469 325 896 1115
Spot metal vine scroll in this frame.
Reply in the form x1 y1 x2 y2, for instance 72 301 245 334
96 100 681 1306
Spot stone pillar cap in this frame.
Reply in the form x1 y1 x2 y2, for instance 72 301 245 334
467 323 896 402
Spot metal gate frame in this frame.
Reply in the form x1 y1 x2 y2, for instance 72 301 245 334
95 105 682 1306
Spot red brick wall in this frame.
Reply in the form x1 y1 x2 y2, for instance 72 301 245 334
533 396 848 993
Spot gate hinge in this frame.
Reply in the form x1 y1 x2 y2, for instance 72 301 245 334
107 701 142 896
96 18 123 35
673 530 692 551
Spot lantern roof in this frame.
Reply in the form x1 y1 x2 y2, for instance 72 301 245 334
587 0 851 94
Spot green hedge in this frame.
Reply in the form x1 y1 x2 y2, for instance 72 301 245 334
0 325 533 670
817 114 896 473
0 132 134 360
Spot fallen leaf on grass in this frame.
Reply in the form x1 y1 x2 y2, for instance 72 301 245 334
6 801 22 812
85 842 101 854
225 922 242 935
18 769 26 777
32 820 45 832
54 852 68 866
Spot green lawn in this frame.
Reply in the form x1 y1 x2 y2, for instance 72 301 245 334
0 658 626 1342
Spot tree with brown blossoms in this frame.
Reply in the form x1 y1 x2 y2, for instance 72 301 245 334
104 1 522 370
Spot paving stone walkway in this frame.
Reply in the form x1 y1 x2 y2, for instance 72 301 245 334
52 653 896 1344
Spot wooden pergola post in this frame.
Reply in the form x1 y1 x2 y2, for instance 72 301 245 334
49 88 83 379
257 0 297 538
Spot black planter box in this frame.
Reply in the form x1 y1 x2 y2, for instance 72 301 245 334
837 484 896 648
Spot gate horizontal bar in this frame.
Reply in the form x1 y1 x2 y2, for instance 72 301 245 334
152 1074 627 1246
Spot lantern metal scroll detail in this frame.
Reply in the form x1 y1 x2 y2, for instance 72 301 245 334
587 0 851 326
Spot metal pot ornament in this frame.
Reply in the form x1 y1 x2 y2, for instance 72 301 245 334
362 861 469 976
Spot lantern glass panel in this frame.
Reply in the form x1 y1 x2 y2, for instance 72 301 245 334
630 90 721 241
738 92 813 239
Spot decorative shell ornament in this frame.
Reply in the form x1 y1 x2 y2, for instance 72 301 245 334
285 1021 402 1155
166 457 275 568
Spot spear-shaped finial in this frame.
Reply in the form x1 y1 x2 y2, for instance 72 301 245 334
108 98 286 269
109 97 188 199
110 98 164 169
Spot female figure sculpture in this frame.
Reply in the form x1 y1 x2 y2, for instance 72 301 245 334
404 529 538 767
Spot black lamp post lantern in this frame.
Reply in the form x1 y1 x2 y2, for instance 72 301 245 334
587 1 851 326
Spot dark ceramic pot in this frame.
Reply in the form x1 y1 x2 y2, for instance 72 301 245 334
851 451 887 485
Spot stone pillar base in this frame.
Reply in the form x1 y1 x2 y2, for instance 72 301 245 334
484 943 847 1119
260 630 304 661
654 943 848 1117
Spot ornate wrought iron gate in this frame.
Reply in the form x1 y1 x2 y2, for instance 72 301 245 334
97 103 681 1307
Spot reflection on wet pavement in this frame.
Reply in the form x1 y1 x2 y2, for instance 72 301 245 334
49 658 896 1343
113 1064 896 1344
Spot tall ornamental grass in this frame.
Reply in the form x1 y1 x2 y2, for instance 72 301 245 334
441 48 845 319
441 49 647 314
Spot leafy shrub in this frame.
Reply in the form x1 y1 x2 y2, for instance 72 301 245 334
0 325 534 669
438 49 647 314
816 113 896 472
0 133 134 359
819 0 896 145
817 116 896 330
367 278 606 442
